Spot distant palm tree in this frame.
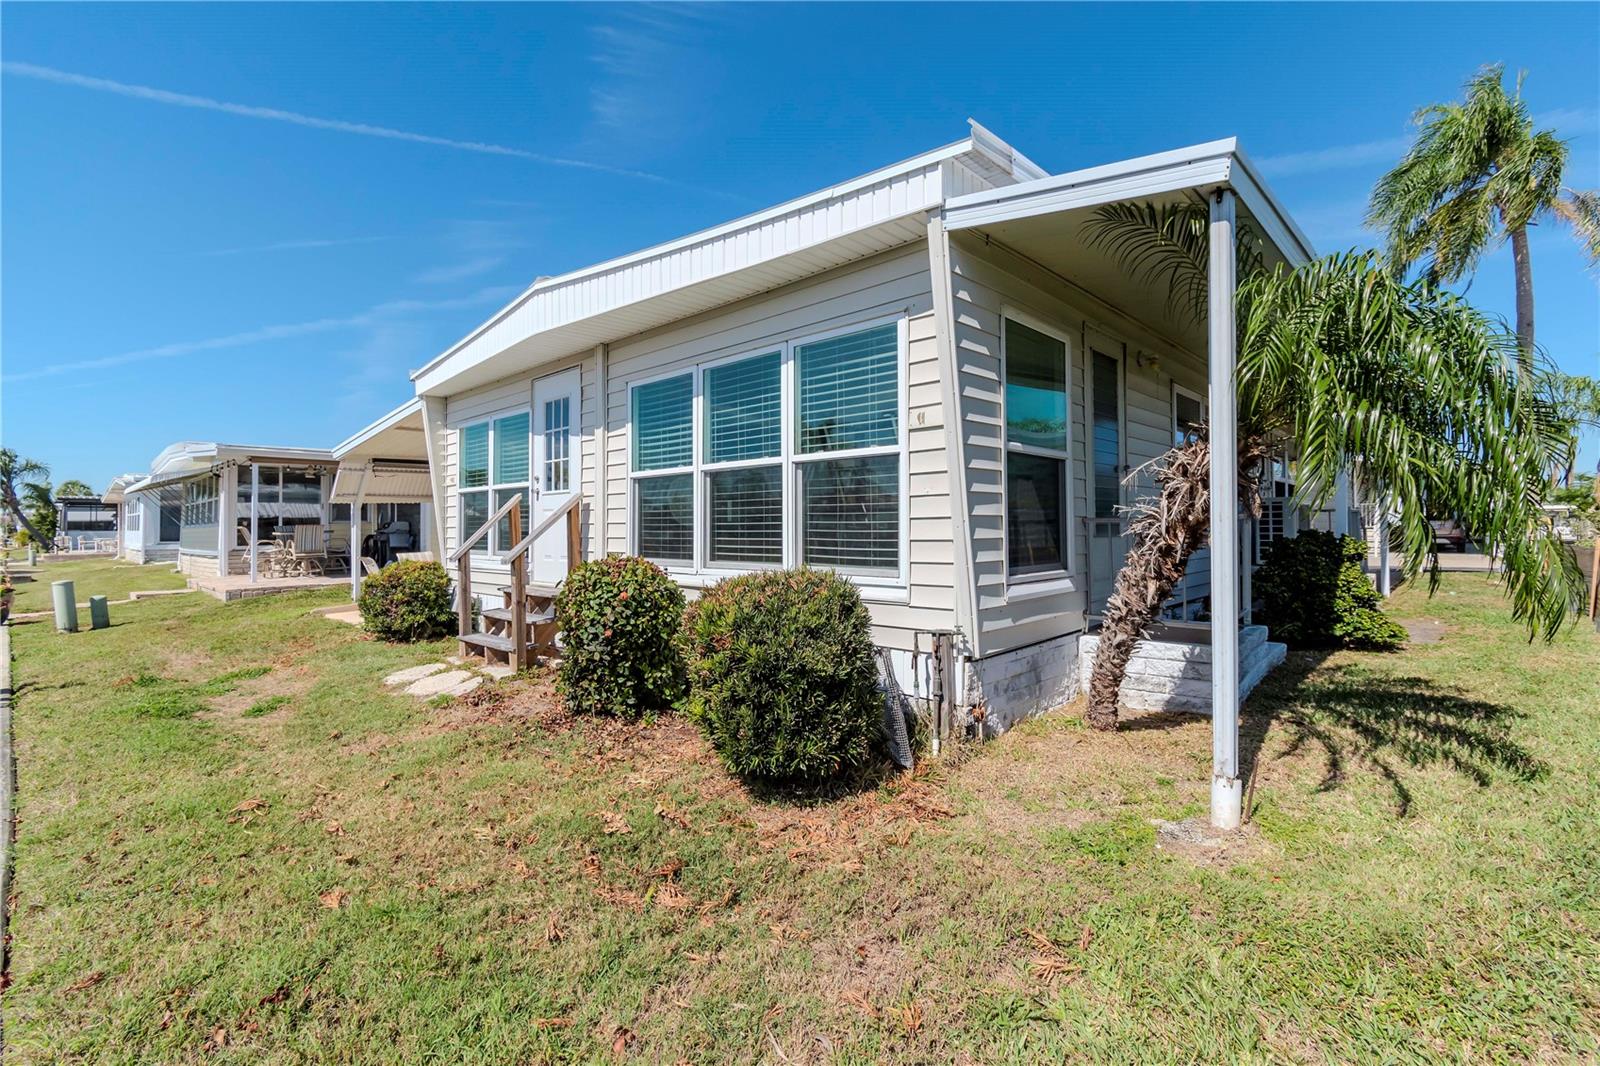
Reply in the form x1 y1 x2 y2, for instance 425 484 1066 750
1367 64 1600 367
56 479 94 497
0 448 52 545
1080 203 1583 730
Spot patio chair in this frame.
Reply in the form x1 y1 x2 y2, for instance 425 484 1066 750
290 525 327 577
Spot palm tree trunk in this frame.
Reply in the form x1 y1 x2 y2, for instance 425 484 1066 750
1086 433 1267 731
1510 224 1536 369
2 490 47 546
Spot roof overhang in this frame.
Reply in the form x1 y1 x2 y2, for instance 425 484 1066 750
943 138 1314 267
333 398 426 461
129 440 336 493
330 460 433 504
101 473 144 504
410 121 1044 398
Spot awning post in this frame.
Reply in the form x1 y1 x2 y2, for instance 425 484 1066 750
1208 189 1242 830
350 467 369 602
249 464 260 583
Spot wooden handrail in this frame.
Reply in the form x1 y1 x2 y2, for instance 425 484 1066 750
499 494 581 564
448 492 522 564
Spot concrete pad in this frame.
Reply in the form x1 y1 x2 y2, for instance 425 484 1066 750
385 662 450 687
441 675 484 697
478 662 516 680
404 669 475 697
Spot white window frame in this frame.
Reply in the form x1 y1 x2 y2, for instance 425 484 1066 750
456 409 532 563
1172 381 1206 446
1086 334 1127 522
627 367 700 570
700 344 787 575
625 313 910 598
999 304 1076 590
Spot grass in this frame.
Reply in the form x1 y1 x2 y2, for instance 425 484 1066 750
4 574 1598 1062
5 556 189 615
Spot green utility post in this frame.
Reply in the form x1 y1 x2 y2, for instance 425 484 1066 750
89 595 110 630
52 580 78 633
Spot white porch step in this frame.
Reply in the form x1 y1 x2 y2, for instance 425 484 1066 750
1078 624 1287 715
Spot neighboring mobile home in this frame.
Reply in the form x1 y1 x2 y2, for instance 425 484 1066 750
406 123 1339 737
330 397 441 597
123 441 338 577
53 494 119 550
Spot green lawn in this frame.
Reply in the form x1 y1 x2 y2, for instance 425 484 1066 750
4 575 1597 1062
6 556 189 615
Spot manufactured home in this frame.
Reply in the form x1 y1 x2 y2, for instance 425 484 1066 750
406 122 1350 738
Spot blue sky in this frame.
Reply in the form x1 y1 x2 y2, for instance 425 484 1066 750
3 2 1597 491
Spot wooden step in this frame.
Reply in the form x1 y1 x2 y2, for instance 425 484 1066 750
482 606 554 626
496 583 561 600
460 632 521 655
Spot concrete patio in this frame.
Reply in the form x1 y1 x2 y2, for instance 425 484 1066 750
186 571 349 602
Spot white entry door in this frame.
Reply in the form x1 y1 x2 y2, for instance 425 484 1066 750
530 368 581 584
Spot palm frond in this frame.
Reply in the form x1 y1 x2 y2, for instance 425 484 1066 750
1082 202 1263 325
1550 189 1600 267
1236 252 1585 639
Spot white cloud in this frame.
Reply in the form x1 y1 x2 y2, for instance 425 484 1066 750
412 255 507 285
2 60 686 186
3 286 517 384
199 235 394 257
1258 108 1598 180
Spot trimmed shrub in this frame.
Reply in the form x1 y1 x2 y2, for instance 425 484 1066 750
1256 530 1406 650
358 559 456 642
682 568 881 783
555 556 686 718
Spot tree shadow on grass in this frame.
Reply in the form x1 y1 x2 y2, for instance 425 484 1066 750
1246 653 1548 818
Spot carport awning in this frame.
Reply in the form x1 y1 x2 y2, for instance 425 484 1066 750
331 461 433 504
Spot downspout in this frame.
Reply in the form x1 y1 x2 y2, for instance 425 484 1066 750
925 206 980 661
594 342 608 560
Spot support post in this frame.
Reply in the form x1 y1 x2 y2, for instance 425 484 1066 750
349 467 368 601
1376 504 1392 598
509 502 527 672
566 503 582 574
1207 189 1242 831
217 466 236 579
249 464 260 583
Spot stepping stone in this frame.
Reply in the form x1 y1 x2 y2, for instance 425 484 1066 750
385 662 450 687
404 669 475 697
478 663 516 680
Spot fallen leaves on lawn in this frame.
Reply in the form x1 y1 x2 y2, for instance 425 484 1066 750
318 888 349 910
534 1016 571 1030
900 1001 924 1036
654 803 691 830
598 811 631 835
226 798 269 824
1078 922 1095 951
840 990 879 1019
611 1027 635 1055
323 819 346 837
65 971 105 993
649 857 684 881
206 1027 228 1050
545 915 562 944
653 883 692 911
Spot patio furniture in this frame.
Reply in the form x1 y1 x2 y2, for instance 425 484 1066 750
289 525 327 576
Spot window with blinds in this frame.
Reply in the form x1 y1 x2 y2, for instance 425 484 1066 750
632 374 694 565
794 324 900 576
704 352 782 567
627 318 904 583
1003 314 1071 579
457 415 530 557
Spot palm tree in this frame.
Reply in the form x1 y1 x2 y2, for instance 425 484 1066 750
0 448 52 545
1367 65 1600 367
56 479 94 497
1081 203 1583 731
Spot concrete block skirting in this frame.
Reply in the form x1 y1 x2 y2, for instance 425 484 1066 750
1078 625 1287 715
967 633 1082 736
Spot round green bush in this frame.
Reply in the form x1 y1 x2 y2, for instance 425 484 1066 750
682 568 881 783
555 556 686 718
357 559 456 642
1256 530 1406 650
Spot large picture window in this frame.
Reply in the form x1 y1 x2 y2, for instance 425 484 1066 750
627 318 905 587
1003 314 1071 579
457 414 531 557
